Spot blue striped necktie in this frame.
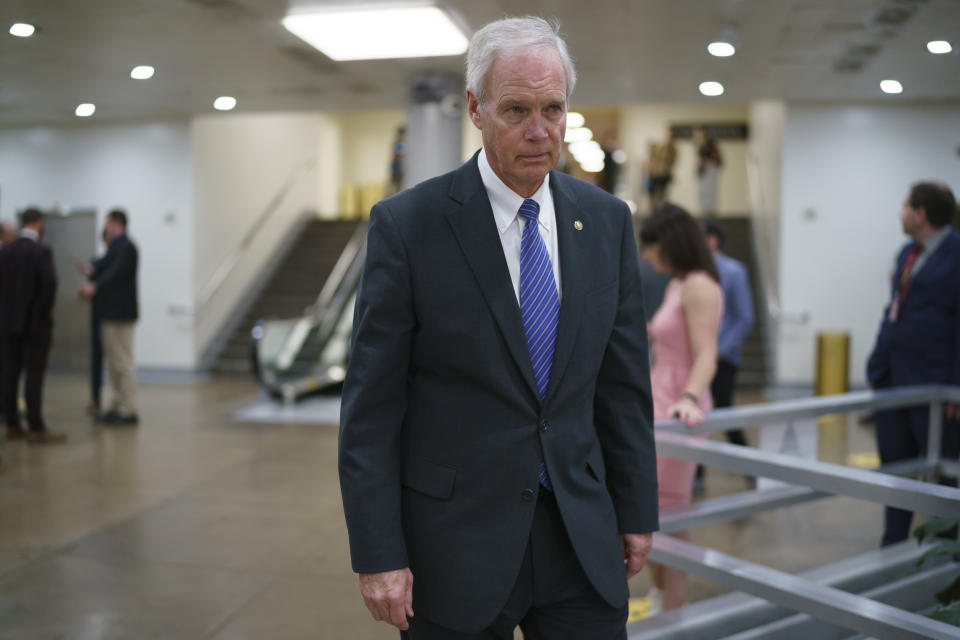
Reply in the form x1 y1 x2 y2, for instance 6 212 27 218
518 198 558 491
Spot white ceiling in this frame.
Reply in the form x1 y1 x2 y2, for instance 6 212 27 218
1 0 958 127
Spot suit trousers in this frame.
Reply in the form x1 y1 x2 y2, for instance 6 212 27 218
101 321 138 415
875 406 959 546
1 331 52 432
402 491 628 640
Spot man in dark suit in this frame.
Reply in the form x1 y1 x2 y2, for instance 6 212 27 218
339 17 658 639
0 209 65 444
0 220 20 430
867 181 960 546
79 209 139 425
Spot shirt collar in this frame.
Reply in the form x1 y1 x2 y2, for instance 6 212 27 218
921 226 950 257
478 148 551 235
20 228 39 241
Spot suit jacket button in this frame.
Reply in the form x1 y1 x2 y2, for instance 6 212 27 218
522 489 536 501
539 420 549 432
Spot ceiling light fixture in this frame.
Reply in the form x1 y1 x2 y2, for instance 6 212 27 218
566 112 585 128
75 103 96 117
130 65 155 79
708 41 735 57
282 6 468 61
926 40 952 54
699 81 725 97
214 96 237 111
9 22 35 37
880 79 903 94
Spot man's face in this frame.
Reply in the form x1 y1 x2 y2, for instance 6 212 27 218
899 194 924 236
467 46 567 198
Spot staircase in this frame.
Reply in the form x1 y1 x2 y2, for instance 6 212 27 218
209 219 362 375
711 217 769 389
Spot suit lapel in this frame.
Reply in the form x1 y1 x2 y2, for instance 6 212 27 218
445 157 541 403
543 174 587 406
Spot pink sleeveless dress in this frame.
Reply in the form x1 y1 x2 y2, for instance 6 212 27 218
648 273 720 510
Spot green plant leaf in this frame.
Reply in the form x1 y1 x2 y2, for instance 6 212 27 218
936 576 960 606
916 542 960 568
913 518 958 544
927 602 960 627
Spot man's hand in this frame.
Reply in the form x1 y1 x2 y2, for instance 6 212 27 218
620 533 653 579
359 568 414 631
77 282 96 301
945 403 960 422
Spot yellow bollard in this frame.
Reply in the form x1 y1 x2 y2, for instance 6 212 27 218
815 332 850 462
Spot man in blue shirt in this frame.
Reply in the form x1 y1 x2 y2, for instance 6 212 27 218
696 220 755 490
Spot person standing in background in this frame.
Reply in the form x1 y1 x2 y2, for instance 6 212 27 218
79 210 139 426
0 209 65 444
644 129 677 209
640 205 723 613
694 127 723 215
0 220 19 429
694 219 755 492
867 182 960 546
76 228 110 417
388 125 407 195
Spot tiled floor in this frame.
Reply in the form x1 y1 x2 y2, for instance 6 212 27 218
0 375 887 639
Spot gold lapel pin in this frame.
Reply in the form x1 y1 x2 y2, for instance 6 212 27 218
574 220 583 231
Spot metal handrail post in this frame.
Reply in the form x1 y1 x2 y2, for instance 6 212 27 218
928 399 944 475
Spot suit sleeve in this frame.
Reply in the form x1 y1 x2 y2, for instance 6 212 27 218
593 205 659 534
92 241 134 290
339 202 417 574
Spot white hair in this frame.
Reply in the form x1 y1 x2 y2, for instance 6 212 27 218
466 16 577 105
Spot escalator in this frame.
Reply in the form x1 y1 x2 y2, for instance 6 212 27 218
252 222 366 402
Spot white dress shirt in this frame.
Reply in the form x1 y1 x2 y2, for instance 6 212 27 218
20 228 39 242
477 148 562 304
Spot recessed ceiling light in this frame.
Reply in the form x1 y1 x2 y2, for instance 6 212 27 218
9 22 35 38
214 96 237 111
708 41 735 57
130 65 155 80
699 81 725 97
75 103 96 117
880 79 903 94
564 127 593 143
927 40 952 54
566 112 585 128
282 6 468 61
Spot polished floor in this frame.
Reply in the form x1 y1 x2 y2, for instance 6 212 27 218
0 374 885 639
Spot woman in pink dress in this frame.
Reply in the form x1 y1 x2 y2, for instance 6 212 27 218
639 205 723 612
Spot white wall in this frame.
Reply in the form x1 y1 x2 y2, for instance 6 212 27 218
0 122 195 369
334 110 405 187
191 112 326 354
777 103 960 386
619 103 751 215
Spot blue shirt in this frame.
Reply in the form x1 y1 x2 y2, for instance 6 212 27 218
715 252 754 366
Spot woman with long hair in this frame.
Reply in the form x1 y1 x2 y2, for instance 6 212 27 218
639 204 723 612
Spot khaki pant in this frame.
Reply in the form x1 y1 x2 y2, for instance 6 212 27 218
101 321 138 415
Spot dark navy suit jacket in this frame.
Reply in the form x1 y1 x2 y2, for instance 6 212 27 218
339 153 658 632
867 229 960 389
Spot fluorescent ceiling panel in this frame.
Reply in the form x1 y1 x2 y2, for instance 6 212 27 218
282 6 468 61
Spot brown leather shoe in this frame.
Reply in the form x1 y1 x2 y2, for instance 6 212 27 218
25 430 67 445
5 427 26 441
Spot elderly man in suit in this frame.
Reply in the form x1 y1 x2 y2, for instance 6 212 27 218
0 209 65 444
867 181 960 546
339 16 658 639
